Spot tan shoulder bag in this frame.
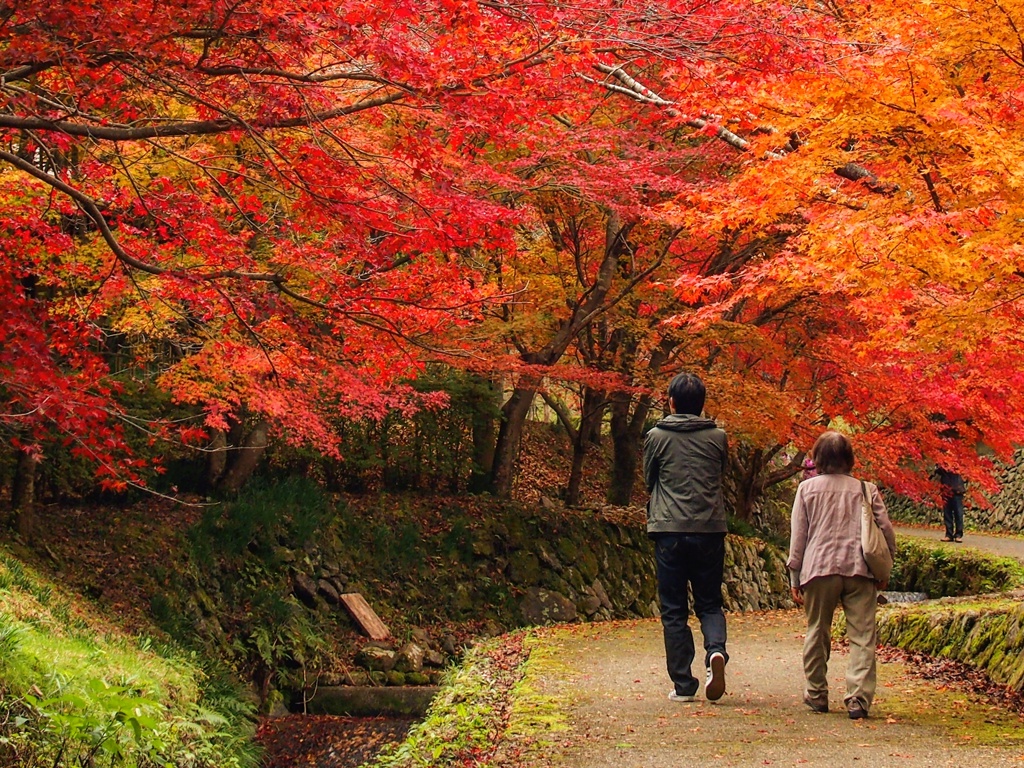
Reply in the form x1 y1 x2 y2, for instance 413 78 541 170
860 480 893 583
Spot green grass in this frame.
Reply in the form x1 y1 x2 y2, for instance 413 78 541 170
362 632 535 768
0 549 259 768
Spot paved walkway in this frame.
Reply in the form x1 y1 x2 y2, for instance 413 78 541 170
539 614 1024 768
894 524 1024 562
531 528 1024 767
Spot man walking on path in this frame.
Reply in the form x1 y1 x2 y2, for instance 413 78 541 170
643 371 729 703
936 466 966 542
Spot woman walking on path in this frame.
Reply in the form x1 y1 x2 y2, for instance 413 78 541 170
787 431 897 720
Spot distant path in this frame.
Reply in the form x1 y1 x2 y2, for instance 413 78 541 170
537 613 1024 768
893 524 1024 563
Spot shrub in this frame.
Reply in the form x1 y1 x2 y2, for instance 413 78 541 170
889 537 1024 597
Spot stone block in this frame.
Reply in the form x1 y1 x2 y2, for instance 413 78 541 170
305 686 440 716
355 644 396 672
520 587 578 625
394 642 426 673
579 595 602 616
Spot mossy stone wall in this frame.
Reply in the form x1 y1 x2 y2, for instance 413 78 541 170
890 537 1024 597
161 494 796 704
374 503 796 625
876 593 1024 692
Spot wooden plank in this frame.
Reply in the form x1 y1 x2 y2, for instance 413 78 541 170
339 593 391 641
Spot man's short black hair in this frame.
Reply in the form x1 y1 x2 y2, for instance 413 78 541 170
668 372 706 415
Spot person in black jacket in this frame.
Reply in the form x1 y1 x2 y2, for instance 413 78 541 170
936 466 966 542
643 371 729 703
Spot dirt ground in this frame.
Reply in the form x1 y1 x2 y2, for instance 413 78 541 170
535 611 1024 768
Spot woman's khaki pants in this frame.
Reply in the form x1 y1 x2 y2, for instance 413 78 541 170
802 575 878 709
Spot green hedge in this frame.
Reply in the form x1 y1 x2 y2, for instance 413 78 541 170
889 536 1024 597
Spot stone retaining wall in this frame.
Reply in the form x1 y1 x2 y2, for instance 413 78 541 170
975 450 1024 532
172 496 796 705
722 535 793 612
453 506 794 626
875 592 1024 692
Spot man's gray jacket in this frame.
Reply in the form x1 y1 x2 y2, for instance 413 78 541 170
643 413 728 534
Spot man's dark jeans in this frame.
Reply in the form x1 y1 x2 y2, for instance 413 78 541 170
653 531 728 696
943 493 964 539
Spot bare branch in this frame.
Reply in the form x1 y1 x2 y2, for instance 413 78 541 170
593 63 750 151
834 162 899 195
0 90 409 140
592 63 893 190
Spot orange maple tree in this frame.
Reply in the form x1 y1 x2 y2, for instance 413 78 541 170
596 0 1024 503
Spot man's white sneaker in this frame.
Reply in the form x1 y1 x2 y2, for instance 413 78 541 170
668 690 696 702
705 652 726 701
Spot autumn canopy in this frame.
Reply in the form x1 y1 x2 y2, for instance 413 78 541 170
3 0 1024 507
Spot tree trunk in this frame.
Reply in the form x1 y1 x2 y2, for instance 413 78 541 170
217 419 270 494
489 386 537 497
726 443 797 527
11 450 39 540
564 387 606 506
727 445 766 524
606 392 654 506
469 376 500 493
488 214 629 497
206 428 229 488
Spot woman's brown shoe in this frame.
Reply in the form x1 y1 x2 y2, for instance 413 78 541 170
804 695 828 713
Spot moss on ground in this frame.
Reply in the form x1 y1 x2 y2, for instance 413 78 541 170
360 632 535 768
500 631 570 758
879 659 1024 746
357 627 574 768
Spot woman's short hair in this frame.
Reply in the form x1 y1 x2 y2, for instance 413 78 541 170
810 431 855 475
